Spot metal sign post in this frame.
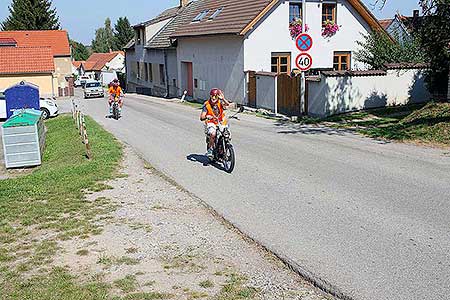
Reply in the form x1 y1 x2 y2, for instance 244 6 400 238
300 0 306 115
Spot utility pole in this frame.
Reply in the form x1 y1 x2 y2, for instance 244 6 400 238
300 0 306 115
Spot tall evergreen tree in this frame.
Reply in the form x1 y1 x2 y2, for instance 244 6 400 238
91 18 114 53
70 40 90 61
114 17 134 50
1 0 60 31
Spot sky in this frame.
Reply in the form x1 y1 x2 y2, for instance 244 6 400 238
0 0 421 45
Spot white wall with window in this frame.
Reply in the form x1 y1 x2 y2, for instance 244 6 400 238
244 0 373 72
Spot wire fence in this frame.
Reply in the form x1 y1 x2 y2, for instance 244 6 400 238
71 99 92 159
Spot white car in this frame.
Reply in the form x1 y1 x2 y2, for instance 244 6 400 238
39 97 59 119
0 89 58 119
84 81 105 98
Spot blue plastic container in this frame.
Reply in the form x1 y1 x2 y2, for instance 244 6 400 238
5 81 40 119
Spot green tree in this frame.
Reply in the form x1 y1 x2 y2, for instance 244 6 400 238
70 40 90 61
91 18 114 53
375 0 450 96
1 0 60 30
113 17 134 50
355 31 425 70
417 0 450 97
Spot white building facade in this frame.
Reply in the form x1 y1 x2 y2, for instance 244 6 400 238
173 0 383 104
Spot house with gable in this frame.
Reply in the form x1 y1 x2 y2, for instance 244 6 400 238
380 10 423 45
83 51 125 85
124 0 203 97
169 0 386 104
127 0 424 113
0 30 73 97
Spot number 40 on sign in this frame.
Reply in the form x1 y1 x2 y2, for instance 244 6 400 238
295 53 313 72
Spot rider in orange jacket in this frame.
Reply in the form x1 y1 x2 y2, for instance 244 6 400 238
200 88 231 159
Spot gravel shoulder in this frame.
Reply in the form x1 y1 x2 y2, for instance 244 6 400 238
54 145 333 300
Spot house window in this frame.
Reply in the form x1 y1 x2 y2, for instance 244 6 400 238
144 63 149 81
136 62 140 79
173 79 177 87
289 3 302 22
148 63 153 82
135 29 141 45
209 8 223 20
333 52 351 71
322 3 336 25
194 79 198 88
159 64 165 84
271 53 291 74
192 10 210 22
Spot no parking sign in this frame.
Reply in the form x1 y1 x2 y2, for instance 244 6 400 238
296 34 313 52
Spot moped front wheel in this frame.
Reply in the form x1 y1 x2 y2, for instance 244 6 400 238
223 144 235 173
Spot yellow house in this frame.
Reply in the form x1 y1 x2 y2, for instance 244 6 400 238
0 46 55 97
0 30 73 97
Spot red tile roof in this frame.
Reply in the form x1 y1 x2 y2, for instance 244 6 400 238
171 0 386 38
172 0 273 37
379 19 393 30
0 47 55 74
85 51 124 71
0 30 70 56
72 61 85 68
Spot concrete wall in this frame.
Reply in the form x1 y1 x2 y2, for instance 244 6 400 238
244 0 373 71
54 56 73 86
307 68 431 117
255 74 277 111
177 35 246 103
0 74 54 97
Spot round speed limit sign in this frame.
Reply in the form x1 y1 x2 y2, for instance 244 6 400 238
295 53 313 71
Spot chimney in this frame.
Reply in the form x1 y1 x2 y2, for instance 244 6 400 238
180 0 189 7
413 10 419 18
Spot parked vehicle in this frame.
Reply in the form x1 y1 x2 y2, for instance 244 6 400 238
0 89 58 119
206 106 243 173
39 97 59 119
84 81 104 99
75 75 92 88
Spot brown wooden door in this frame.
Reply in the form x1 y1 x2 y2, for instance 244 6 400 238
247 71 256 107
277 74 301 116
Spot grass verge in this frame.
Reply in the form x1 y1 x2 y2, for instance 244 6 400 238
300 102 450 147
0 115 123 299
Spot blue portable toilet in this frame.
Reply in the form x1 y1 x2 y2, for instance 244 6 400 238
5 81 40 119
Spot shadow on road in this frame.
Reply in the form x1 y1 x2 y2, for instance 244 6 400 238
187 154 209 166
186 154 228 172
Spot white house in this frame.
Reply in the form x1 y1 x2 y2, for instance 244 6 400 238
84 51 125 84
168 0 386 104
379 10 422 45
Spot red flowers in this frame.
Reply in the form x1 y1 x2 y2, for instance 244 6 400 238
322 20 340 37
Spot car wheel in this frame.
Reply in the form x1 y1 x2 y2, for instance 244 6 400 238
41 108 50 120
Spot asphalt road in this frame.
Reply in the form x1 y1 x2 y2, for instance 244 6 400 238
75 90 450 300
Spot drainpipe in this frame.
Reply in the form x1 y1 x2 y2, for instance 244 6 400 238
164 49 170 98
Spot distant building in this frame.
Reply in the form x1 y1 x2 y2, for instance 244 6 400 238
0 46 55 97
0 30 73 97
83 51 125 85
379 10 423 44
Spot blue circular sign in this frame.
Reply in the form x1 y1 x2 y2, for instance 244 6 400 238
296 34 313 52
